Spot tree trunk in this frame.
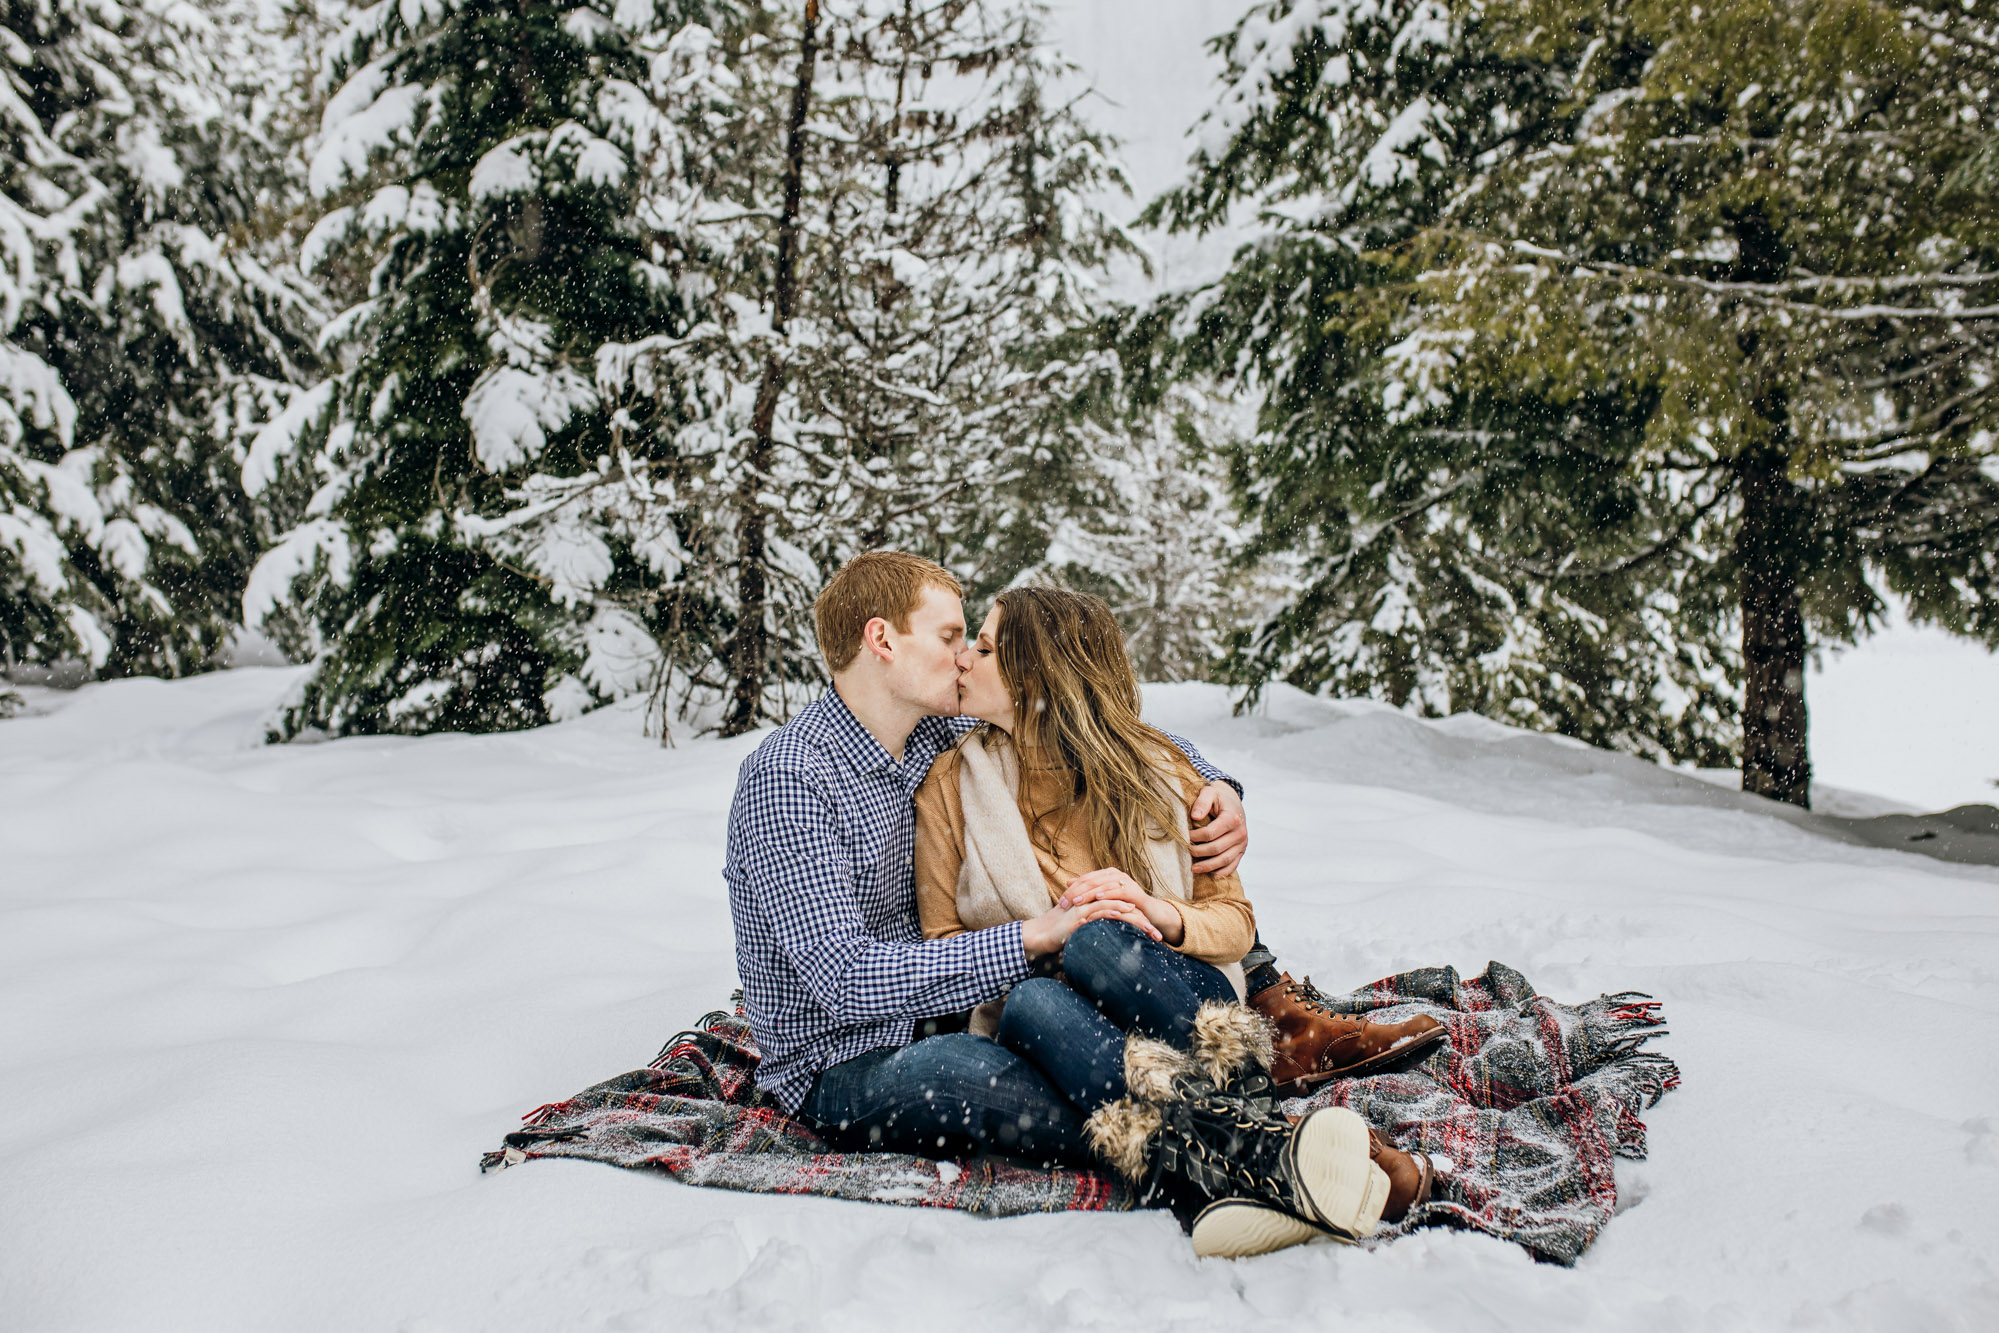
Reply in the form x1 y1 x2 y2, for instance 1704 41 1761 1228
1726 208 1812 808
722 0 820 738
1736 445 1812 808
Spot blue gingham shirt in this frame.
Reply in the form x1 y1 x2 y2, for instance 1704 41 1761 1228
725 687 1240 1111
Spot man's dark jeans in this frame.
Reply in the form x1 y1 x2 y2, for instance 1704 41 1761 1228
798 919 1234 1165
799 1030 1095 1166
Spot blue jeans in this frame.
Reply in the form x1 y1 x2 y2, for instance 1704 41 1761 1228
799 1032 1094 1167
996 920 1237 1116
796 921 1234 1166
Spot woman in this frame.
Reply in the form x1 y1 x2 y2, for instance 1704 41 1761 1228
913 587 1434 1258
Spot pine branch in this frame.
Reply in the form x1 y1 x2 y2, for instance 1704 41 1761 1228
1836 379 1999 458
1484 472 1732 583
1851 343 1976 392
1490 238 1999 321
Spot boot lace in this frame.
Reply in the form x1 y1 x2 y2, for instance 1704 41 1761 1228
1294 975 1367 1021
1139 1073 1298 1209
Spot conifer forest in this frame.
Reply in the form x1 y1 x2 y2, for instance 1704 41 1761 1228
4 0 1996 808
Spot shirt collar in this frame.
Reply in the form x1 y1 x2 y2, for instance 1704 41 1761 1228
810 686 900 777
806 687 960 786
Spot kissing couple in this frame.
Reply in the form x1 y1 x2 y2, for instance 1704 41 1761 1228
726 551 1447 1257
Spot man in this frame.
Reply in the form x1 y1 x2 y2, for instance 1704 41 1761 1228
724 551 1248 1162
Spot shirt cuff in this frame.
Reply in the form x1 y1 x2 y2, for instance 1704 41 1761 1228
968 919 1032 993
1169 730 1243 798
1195 765 1243 798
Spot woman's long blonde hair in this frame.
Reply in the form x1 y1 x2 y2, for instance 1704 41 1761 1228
985 587 1187 893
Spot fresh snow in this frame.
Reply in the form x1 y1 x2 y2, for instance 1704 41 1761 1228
242 381 336 497
3 669 1996 1331
461 364 599 472
311 78 426 196
241 517 352 629
469 138 541 199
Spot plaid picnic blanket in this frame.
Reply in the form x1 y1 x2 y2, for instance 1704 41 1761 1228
1286 961 1680 1264
481 960 1676 1262
479 1011 1126 1216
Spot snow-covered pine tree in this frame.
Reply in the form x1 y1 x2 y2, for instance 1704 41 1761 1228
2 0 321 683
1024 380 1253 682
568 0 1140 734
244 0 705 737
1151 0 1999 801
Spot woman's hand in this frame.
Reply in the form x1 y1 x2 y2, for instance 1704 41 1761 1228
1021 894 1158 959
1060 868 1184 946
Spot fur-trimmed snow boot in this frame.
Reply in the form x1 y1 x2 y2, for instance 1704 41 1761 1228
1086 1035 1391 1259
1186 999 1279 1101
1181 1000 1317 1257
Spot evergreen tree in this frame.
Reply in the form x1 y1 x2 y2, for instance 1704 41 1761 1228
556 0 1139 734
1028 381 1255 682
1152 0 1999 802
2 0 320 684
245 0 703 736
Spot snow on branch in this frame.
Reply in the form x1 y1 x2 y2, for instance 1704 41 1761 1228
243 382 336 498
0 344 78 447
462 366 598 473
243 518 353 629
311 68 426 195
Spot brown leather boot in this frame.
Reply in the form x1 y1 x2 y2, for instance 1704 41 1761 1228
1368 1128 1434 1223
1247 972 1448 1093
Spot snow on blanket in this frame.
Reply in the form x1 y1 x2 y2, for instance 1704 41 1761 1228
1293 962 1678 1263
481 963 1677 1264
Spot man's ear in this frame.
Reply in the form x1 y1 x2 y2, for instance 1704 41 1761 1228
860 616 894 664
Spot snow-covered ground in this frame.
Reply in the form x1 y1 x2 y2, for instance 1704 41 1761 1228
1810 619 1999 813
3 668 1996 1331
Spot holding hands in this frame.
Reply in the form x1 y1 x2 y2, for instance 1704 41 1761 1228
1037 781 1243 953
1061 868 1185 946
1017 782 1243 959
1020 868 1183 958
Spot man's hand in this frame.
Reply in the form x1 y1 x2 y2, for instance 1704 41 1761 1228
1188 781 1247 877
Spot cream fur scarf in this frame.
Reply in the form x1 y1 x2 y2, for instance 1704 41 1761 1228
953 735 1245 1035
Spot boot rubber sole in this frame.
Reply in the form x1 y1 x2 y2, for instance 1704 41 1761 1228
1285 1107 1391 1240
1189 1198 1332 1259
1277 1024 1449 1094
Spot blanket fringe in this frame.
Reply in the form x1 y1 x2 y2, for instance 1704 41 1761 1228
1579 992 1672 1070
647 1011 741 1070
1582 1050 1682 1114
505 1125 589 1148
